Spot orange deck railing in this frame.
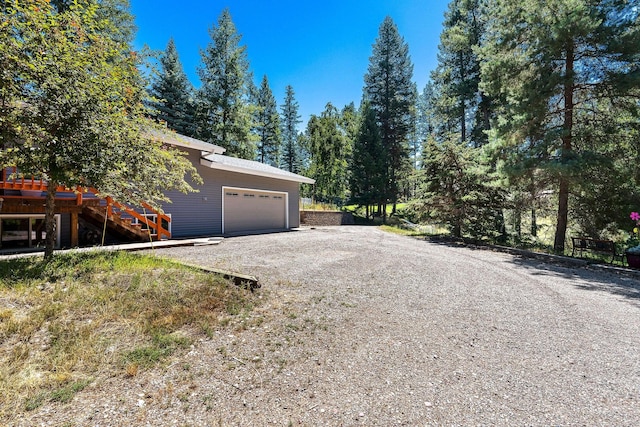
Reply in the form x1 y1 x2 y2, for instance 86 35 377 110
1 167 171 240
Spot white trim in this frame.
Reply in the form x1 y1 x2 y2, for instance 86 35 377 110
0 214 61 249
221 186 289 234
202 157 315 184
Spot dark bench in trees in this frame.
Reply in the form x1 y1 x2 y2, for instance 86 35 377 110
571 237 622 264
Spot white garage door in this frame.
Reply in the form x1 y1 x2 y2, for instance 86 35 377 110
223 187 288 234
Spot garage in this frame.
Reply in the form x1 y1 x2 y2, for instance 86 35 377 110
222 186 288 234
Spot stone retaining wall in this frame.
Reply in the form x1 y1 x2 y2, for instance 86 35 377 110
300 210 355 226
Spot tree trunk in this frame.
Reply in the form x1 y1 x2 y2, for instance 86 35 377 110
554 177 570 253
553 42 574 254
531 208 537 237
382 202 387 224
44 182 57 260
514 206 522 240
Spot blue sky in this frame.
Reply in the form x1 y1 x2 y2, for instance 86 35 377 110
130 0 449 127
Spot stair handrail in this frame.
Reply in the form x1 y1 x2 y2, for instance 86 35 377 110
101 194 171 240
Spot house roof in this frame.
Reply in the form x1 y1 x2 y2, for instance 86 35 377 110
147 130 226 155
201 153 315 184
153 130 315 185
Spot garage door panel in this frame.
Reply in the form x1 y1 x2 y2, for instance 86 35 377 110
224 188 287 233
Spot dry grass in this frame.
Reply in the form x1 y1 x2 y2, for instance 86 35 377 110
0 250 258 421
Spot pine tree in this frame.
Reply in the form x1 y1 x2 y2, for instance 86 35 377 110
149 38 196 137
415 82 438 159
252 75 281 166
417 138 504 240
364 16 416 216
480 0 640 252
350 103 385 219
280 85 302 173
431 0 490 147
196 8 254 158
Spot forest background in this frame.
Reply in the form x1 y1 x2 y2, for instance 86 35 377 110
145 0 639 254
4 0 638 255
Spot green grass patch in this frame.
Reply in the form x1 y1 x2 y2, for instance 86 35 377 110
0 250 258 421
379 223 449 237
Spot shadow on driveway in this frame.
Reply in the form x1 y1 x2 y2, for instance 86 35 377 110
421 237 640 307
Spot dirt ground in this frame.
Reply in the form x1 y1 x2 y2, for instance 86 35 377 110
17 226 640 426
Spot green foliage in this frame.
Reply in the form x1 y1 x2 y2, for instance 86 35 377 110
123 333 191 368
363 16 416 210
280 85 303 173
48 379 92 405
479 0 640 252
253 75 281 166
416 137 506 241
350 103 385 216
306 103 353 204
0 0 200 258
149 38 196 137
195 8 255 158
431 0 490 147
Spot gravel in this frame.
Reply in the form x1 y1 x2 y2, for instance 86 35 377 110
18 226 640 426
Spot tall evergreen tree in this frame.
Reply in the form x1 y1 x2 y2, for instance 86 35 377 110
350 103 385 219
417 137 504 240
253 75 281 166
431 0 490 147
196 8 254 158
415 81 438 160
280 85 302 173
149 38 196 137
364 16 416 215
480 0 640 252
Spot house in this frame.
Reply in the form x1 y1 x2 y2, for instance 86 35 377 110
0 132 314 251
153 132 314 238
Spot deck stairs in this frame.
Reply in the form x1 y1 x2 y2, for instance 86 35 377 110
81 204 149 242
1 167 171 244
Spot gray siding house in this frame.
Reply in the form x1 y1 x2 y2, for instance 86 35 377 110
157 133 314 238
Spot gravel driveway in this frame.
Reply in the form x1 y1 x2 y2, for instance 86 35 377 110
22 226 640 426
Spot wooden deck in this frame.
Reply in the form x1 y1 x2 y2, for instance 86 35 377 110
0 168 171 246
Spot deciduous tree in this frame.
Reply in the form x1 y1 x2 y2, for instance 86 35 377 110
0 0 199 258
306 103 351 204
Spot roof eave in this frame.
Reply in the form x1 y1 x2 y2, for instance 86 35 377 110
146 130 226 155
200 158 316 184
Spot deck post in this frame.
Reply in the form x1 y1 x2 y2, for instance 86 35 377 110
70 212 79 247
